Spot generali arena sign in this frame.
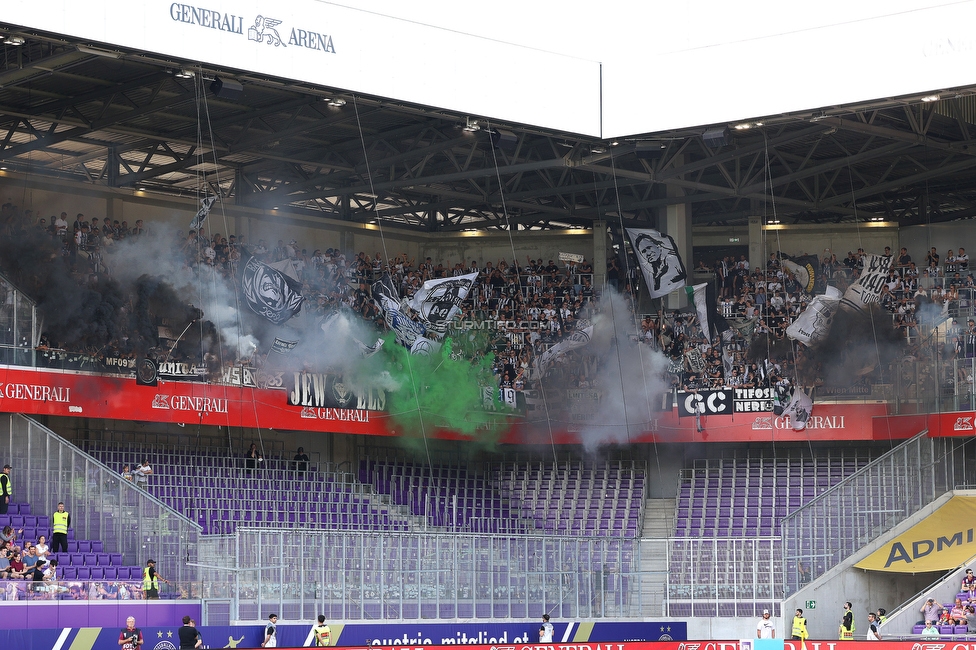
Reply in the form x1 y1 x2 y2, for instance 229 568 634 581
0 365 915 443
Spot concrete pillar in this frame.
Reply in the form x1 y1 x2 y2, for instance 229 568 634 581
749 216 763 272
340 230 355 254
665 182 692 309
592 220 607 289
107 198 124 224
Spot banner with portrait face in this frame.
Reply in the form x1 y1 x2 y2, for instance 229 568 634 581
626 228 687 298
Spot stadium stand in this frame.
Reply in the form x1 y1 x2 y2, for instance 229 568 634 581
81 442 410 536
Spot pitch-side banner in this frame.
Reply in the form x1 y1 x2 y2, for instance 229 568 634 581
626 228 687 298
0 634 939 650
0 365 911 443
855 495 976 572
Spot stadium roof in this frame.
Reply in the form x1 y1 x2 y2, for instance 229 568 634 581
3 28 976 232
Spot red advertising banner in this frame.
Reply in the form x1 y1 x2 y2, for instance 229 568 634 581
0 365 928 444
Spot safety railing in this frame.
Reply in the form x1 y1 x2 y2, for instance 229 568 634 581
0 414 201 591
781 432 976 597
199 528 643 621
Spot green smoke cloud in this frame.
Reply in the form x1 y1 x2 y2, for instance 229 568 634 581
372 331 507 449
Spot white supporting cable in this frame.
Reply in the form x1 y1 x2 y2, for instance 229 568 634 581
352 96 432 469
485 119 559 464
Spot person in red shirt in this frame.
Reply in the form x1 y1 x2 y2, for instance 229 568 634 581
118 616 143 649
5 551 25 578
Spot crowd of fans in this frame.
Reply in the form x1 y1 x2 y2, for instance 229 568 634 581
2 200 971 400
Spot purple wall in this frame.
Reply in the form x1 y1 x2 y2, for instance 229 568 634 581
0 600 202 629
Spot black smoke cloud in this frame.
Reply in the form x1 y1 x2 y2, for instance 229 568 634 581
0 229 219 360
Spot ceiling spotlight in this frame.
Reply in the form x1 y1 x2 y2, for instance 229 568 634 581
810 112 829 123
5 36 25 46
610 141 619 146
327 97 346 107
920 94 941 102
734 123 752 130
463 118 480 132
0 166 7 171
174 68 194 79
77 45 120 59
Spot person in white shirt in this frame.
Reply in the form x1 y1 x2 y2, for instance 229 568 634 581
866 612 882 640
757 609 776 639
133 459 152 489
921 620 940 637
539 614 554 643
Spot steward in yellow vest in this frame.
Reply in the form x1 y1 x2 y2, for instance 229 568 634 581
792 608 808 640
840 601 855 640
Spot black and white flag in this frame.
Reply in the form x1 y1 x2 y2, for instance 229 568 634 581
408 272 478 334
626 228 687 298
840 253 891 314
787 285 843 347
534 325 594 376
783 388 814 430
240 253 305 325
189 195 218 231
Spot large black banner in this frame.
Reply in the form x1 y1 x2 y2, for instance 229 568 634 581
677 387 775 417
240 253 305 324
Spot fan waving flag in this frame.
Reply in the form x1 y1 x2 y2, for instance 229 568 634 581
240 252 305 324
189 195 218 231
534 324 594 377
408 272 479 334
781 255 820 294
783 388 814 430
626 228 687 298
686 283 710 342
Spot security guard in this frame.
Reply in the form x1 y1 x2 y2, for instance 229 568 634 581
142 559 168 599
839 601 855 640
791 608 809 641
0 464 11 515
51 502 70 554
312 614 331 646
